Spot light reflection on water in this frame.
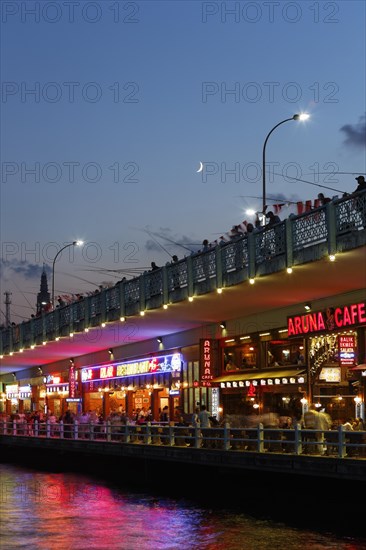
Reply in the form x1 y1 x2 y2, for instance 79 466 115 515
0 464 365 550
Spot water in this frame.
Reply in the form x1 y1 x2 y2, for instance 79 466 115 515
1 464 365 550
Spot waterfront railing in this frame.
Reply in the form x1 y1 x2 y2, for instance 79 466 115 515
1 191 365 355
1 420 365 459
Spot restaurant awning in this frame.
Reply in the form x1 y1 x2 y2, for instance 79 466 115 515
211 368 306 388
349 364 366 371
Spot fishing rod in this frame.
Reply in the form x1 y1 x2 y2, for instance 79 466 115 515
144 227 173 260
237 195 300 205
271 172 346 194
146 229 195 254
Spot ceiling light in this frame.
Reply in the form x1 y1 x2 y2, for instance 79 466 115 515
304 303 311 311
157 337 163 344
219 321 226 329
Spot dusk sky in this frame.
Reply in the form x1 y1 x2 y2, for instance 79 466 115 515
1 0 365 323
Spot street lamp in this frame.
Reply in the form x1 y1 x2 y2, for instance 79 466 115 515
51 241 83 307
262 113 310 220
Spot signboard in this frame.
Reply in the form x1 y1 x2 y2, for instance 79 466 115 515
211 387 219 419
46 384 69 394
288 302 366 337
66 398 81 403
338 335 356 366
199 339 219 387
219 374 306 389
6 384 19 399
69 364 76 398
81 353 182 383
319 367 341 382
19 385 31 399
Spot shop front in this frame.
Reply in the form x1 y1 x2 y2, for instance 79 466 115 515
80 351 183 421
288 300 366 423
5 384 19 415
211 330 307 420
18 385 32 413
45 375 70 417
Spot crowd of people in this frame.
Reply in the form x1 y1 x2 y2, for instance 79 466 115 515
1 404 365 456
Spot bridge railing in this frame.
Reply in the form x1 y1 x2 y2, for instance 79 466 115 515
1 420 365 459
1 191 365 353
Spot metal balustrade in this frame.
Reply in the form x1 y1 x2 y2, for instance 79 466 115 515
1 420 365 459
1 191 365 353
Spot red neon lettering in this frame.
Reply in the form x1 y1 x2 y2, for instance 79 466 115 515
294 316 301 334
317 312 325 330
288 318 295 336
358 302 366 323
301 315 309 333
334 307 343 327
309 313 317 332
350 304 358 325
343 306 351 326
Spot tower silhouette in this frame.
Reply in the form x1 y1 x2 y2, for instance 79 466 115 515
36 265 51 315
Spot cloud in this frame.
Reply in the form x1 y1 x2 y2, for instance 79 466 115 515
340 114 366 149
143 228 201 256
0 260 51 281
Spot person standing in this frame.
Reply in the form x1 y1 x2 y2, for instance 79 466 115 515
191 407 200 428
353 175 366 228
317 193 331 206
265 211 281 225
354 175 366 193
198 405 211 448
302 404 319 454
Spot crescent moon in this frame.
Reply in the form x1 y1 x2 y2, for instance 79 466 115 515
197 162 203 173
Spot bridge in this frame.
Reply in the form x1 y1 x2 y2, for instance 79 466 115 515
1 191 365 374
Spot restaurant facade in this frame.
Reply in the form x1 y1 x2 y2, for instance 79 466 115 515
2 294 365 425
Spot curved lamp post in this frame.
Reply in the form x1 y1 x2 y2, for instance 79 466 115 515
51 241 83 307
262 113 310 220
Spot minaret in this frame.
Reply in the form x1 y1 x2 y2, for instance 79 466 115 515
36 265 51 315
4 291 12 327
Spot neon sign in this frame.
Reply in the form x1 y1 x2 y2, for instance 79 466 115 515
288 302 366 336
338 335 356 366
200 339 219 386
81 353 182 383
69 364 76 398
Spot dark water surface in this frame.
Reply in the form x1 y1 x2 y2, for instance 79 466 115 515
0 463 365 550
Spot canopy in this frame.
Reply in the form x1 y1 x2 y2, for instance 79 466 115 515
211 368 306 385
349 364 366 371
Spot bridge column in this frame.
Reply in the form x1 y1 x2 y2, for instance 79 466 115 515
326 201 337 256
215 245 223 289
285 218 293 269
31 385 39 412
102 392 110 419
247 233 256 280
82 389 90 413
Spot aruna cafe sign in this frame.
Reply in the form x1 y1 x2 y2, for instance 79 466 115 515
287 301 366 337
199 339 219 387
